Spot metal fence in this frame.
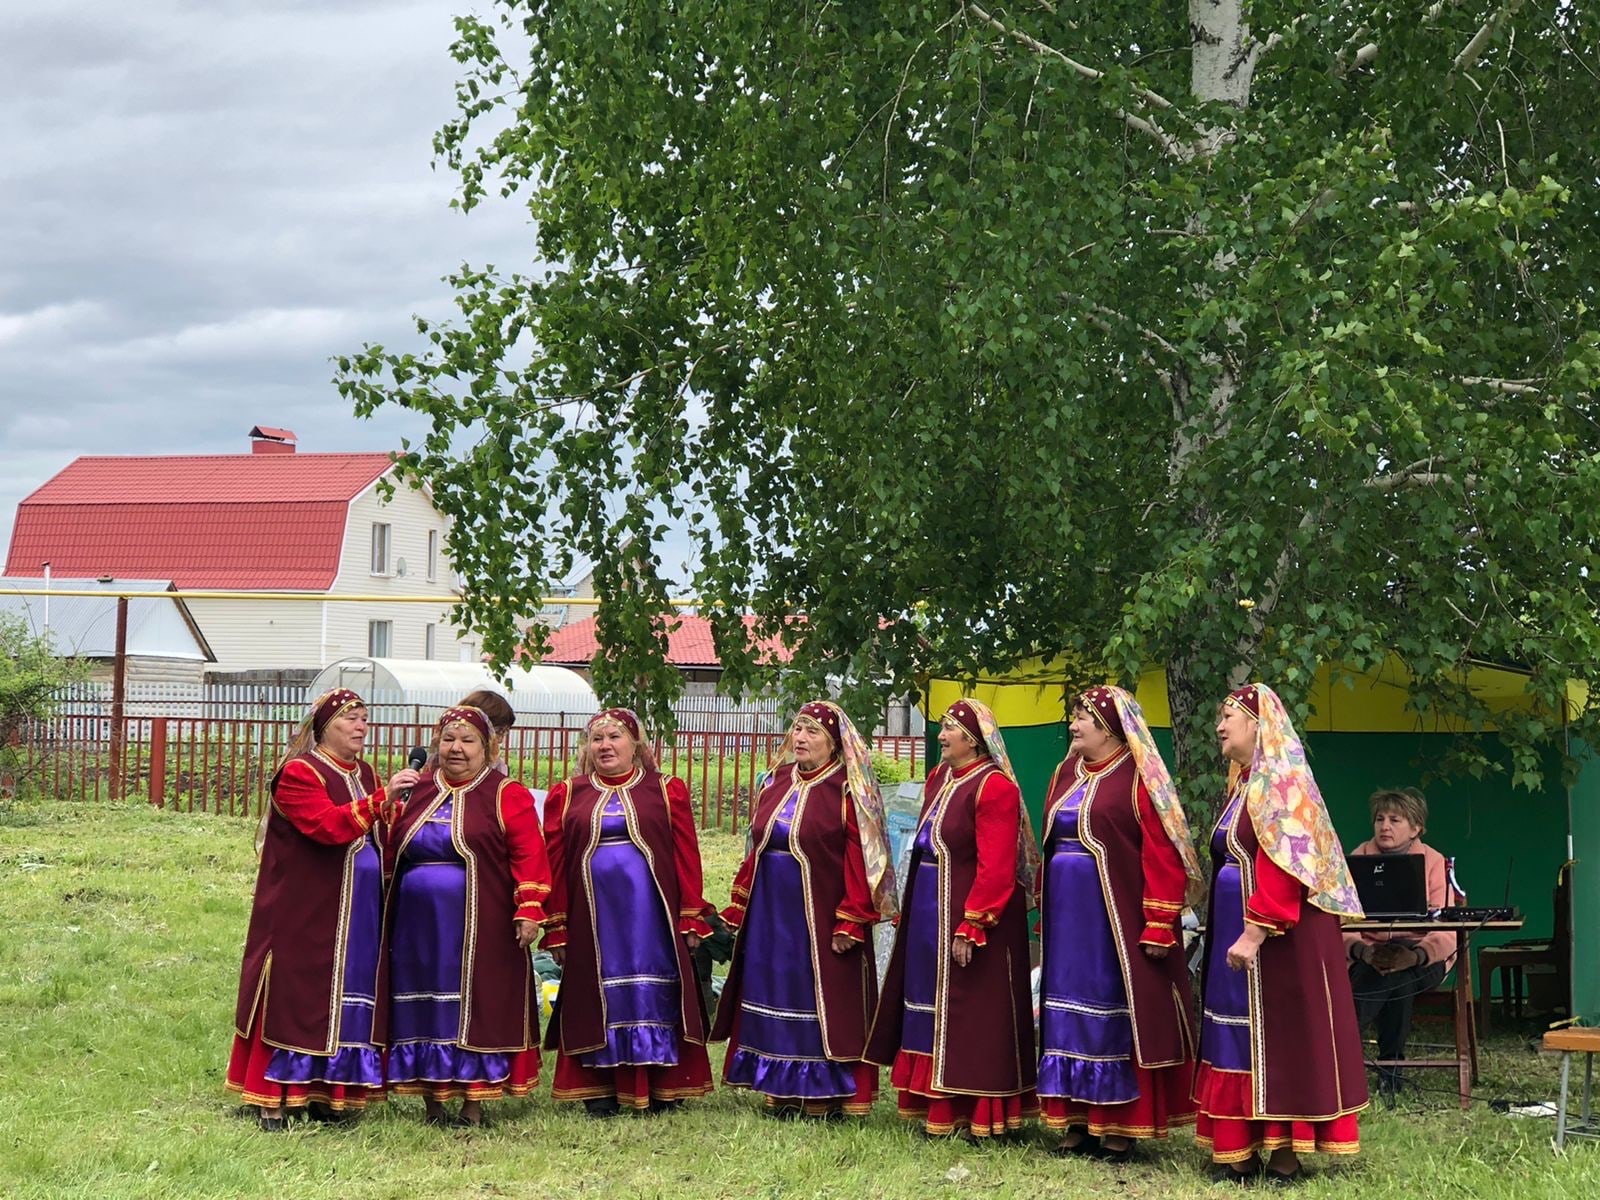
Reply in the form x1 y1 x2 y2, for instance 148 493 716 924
46 681 921 737
13 710 925 832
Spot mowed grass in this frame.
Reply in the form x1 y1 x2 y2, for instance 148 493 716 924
2 798 1597 1200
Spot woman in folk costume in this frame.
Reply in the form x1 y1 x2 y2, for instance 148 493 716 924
1197 684 1368 1183
1037 685 1203 1160
866 698 1040 1139
226 689 421 1129
712 701 896 1119
543 707 716 1115
383 705 550 1126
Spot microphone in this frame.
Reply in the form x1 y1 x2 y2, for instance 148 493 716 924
401 746 428 803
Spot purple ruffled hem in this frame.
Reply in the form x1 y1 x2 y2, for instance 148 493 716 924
1037 1053 1139 1105
725 1050 857 1100
266 1046 384 1088
387 1041 511 1086
582 1023 680 1069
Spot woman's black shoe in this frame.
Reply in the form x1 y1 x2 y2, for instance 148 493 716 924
583 1096 621 1119
1052 1133 1100 1157
1209 1158 1263 1184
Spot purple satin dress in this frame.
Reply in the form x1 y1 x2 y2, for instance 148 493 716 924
387 799 514 1086
264 834 384 1089
900 812 943 1055
583 794 682 1067
1199 793 1251 1071
725 787 859 1100
1037 778 1138 1104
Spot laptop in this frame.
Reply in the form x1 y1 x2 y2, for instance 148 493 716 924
1347 854 1430 918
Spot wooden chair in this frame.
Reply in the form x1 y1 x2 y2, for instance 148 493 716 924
1478 863 1572 1037
1543 1027 1600 1151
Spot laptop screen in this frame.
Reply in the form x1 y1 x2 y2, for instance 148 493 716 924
1346 853 1429 917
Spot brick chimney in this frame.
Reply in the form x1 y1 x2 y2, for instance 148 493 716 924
248 425 297 454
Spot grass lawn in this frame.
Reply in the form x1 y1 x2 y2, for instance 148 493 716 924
2 798 1596 1199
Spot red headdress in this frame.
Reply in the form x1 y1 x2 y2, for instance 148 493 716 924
1076 685 1126 741
438 705 494 744
310 688 364 741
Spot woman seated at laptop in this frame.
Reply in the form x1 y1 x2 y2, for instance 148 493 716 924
1344 788 1453 1086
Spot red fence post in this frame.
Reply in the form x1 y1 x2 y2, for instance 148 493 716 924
148 718 168 808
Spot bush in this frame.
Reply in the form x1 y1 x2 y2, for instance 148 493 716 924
1 614 87 801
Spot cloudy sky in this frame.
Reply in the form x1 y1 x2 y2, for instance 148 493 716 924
0 1 533 555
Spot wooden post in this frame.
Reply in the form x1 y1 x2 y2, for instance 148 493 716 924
148 717 168 808
110 596 128 801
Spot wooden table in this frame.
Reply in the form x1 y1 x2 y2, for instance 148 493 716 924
1346 916 1524 1110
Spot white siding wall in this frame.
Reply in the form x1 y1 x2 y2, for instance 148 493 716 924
188 597 324 671
322 478 481 665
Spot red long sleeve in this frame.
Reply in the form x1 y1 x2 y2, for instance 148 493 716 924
722 838 759 930
272 758 378 844
666 776 714 938
500 780 552 925
1135 779 1188 948
1246 841 1305 932
539 780 570 950
833 796 876 942
955 771 1021 948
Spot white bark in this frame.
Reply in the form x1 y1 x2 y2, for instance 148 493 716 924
1453 0 1526 75
1190 0 1254 106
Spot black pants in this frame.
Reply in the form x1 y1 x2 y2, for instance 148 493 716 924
1349 959 1448 1063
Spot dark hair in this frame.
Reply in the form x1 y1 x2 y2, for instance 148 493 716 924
1369 787 1428 834
458 689 515 736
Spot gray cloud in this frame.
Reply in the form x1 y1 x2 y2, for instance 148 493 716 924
0 1 535 548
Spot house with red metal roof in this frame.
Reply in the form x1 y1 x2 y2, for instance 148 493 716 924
536 613 792 683
3 427 481 674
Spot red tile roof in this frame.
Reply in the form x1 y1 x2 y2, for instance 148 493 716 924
537 614 795 669
4 453 393 589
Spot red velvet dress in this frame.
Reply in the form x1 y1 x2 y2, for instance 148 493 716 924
543 769 715 1107
1194 785 1367 1161
1037 751 1198 1138
225 752 392 1112
712 759 879 1114
866 759 1038 1137
382 767 550 1101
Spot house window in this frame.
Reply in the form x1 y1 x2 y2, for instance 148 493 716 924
370 523 391 575
424 623 436 660
426 530 438 582
368 620 392 657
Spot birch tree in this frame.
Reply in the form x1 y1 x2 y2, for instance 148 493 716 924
340 1 1600 804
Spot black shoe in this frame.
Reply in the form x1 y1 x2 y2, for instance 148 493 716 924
1210 1159 1263 1184
257 1113 287 1132
1052 1133 1100 1157
306 1102 354 1125
423 1110 452 1127
1263 1166 1305 1187
1093 1140 1134 1164
644 1097 683 1115
764 1104 803 1120
583 1096 621 1119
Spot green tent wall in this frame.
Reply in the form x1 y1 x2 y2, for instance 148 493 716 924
926 667 1594 1021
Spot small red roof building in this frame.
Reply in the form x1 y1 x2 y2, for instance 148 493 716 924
538 613 794 678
